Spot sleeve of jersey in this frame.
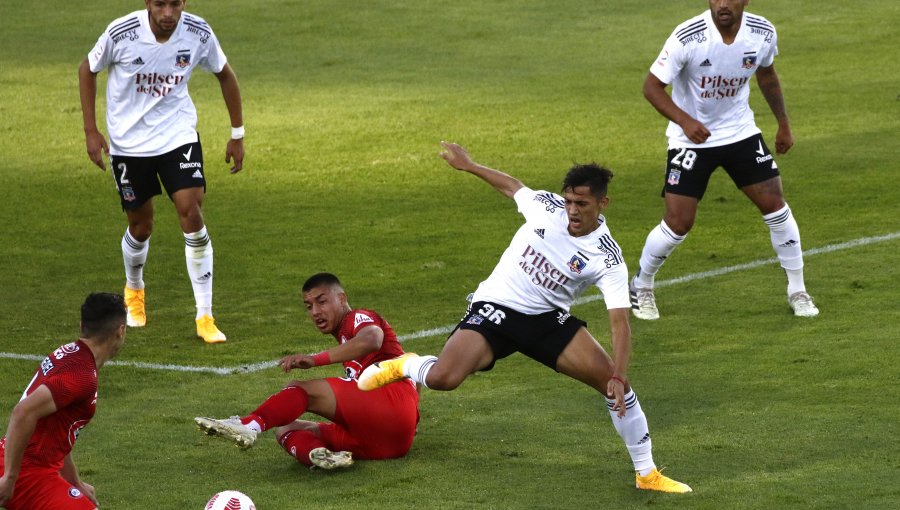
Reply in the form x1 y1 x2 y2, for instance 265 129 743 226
595 264 631 310
41 368 92 410
350 311 379 337
649 33 683 85
759 29 778 67
87 30 114 73
200 30 228 73
514 187 561 223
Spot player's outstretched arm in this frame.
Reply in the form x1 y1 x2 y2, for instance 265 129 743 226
439 141 524 199
78 58 109 171
755 64 793 154
642 73 710 144
279 325 385 372
0 385 58 506
215 63 245 174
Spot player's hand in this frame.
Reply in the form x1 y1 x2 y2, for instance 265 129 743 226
226 138 244 174
679 118 711 144
774 125 794 155
0 474 16 506
279 354 315 372
85 130 109 171
439 141 476 171
606 376 627 418
78 481 98 506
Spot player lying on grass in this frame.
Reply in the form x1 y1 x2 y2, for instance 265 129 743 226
195 273 419 470
0 293 127 510
358 142 692 493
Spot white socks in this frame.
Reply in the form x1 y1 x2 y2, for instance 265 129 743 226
122 228 149 290
763 204 806 296
184 226 214 319
402 355 438 388
606 390 656 476
635 220 686 289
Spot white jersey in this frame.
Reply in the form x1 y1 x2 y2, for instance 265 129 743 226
650 10 778 148
87 10 228 156
471 187 631 314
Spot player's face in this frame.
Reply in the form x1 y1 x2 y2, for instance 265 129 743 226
708 0 748 30
303 285 348 335
146 0 185 37
563 185 608 237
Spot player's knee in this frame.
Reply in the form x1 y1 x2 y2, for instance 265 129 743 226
128 221 153 241
424 366 464 391
663 215 693 236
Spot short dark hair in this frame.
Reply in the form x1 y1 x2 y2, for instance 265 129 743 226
561 162 614 199
81 293 126 338
302 272 343 293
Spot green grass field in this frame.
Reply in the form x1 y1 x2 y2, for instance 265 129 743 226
1 0 898 508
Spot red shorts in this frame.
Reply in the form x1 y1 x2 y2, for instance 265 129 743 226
317 377 419 460
0 447 95 510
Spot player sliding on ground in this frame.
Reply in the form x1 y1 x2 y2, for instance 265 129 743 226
195 273 419 470
359 142 691 493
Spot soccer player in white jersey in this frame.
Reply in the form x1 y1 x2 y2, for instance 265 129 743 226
358 142 692 493
78 0 244 343
630 0 819 320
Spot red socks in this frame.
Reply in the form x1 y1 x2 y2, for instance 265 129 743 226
241 385 309 432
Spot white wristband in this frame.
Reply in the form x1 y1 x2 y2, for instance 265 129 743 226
231 125 245 140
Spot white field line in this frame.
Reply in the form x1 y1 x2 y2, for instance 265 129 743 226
2 231 898 375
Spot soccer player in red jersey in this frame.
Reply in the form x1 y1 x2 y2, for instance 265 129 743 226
0 293 127 510
195 273 419 470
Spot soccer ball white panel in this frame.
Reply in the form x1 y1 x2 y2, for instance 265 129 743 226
205 490 256 510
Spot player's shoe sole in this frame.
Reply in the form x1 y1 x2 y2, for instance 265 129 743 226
124 287 146 327
309 447 354 470
629 277 659 321
357 353 417 391
636 468 692 493
789 291 819 317
196 315 227 343
195 416 257 449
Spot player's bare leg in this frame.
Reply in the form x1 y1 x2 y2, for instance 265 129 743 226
556 328 692 493
742 177 818 316
123 199 154 327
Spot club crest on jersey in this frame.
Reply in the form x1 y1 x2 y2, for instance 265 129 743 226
175 50 191 68
667 169 681 186
568 254 587 274
68 487 83 499
122 186 136 202
742 54 757 69
466 314 484 325
354 313 374 329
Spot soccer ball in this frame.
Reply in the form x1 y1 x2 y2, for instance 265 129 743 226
205 490 256 510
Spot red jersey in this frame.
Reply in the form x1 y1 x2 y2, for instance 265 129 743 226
335 309 404 380
7 341 98 471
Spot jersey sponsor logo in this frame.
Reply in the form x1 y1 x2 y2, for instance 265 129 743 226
698 75 749 99
667 169 681 186
556 311 571 325
40 357 54 375
519 245 570 292
534 228 545 239
131 57 145 65
183 146 193 160
175 50 192 68
192 169 203 178
180 161 202 170
112 28 139 43
55 342 80 359
567 253 587 274
183 19 211 43
754 140 773 163
354 312 375 329
679 31 707 45
533 192 564 212
596 234 624 267
699 59 712 67
134 72 185 98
